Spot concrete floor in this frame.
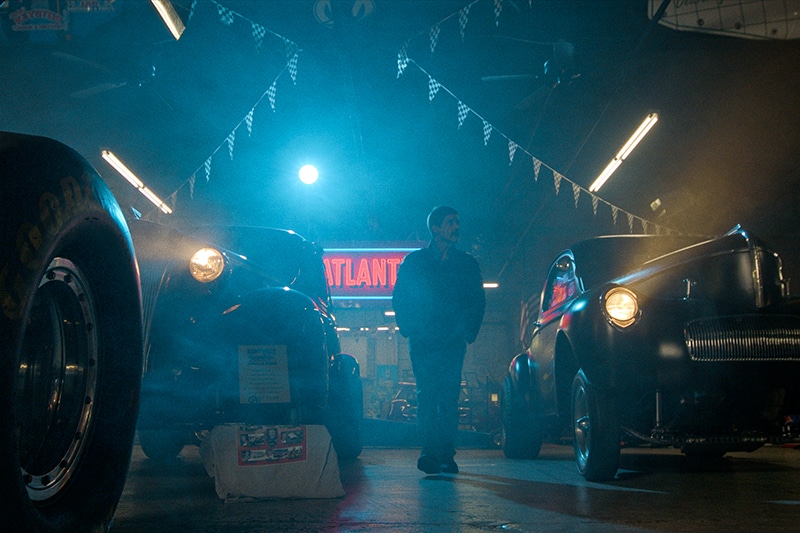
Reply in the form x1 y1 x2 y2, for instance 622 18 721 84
111 436 800 532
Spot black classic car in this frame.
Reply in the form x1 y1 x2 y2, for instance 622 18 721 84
502 227 800 480
131 220 363 461
1 132 143 531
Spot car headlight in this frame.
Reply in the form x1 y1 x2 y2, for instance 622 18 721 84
189 247 225 282
602 286 639 328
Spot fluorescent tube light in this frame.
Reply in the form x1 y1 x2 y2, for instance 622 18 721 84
151 0 185 40
101 150 144 188
589 113 658 192
101 150 173 214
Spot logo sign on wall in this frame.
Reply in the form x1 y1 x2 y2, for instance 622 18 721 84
323 247 418 301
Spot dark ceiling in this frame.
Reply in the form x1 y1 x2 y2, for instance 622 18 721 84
2 0 800 297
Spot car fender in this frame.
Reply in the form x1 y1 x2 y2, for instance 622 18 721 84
507 352 543 411
556 291 616 388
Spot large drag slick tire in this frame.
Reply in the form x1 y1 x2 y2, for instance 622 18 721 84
0 132 142 532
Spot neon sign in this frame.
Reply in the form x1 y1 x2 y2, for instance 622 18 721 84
323 247 417 300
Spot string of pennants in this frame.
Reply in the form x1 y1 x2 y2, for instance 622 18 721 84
149 0 301 217
396 0 674 236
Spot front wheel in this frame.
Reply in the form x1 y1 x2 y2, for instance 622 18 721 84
0 133 142 532
571 369 620 481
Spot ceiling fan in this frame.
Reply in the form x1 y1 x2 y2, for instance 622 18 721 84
481 39 579 88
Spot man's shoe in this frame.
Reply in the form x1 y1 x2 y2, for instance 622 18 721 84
440 460 459 474
417 454 442 474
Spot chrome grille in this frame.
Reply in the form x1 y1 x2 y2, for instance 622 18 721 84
685 315 800 362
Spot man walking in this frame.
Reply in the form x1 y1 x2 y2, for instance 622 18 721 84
392 206 485 474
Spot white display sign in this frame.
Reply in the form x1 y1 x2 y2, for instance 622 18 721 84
238 345 291 404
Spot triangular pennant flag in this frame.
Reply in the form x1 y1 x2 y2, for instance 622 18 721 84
508 140 518 165
428 77 441 101
267 80 277 111
572 182 580 207
227 130 235 159
168 192 177 211
429 24 440 53
459 4 471 40
612 205 619 225
482 120 492 145
494 0 503 26
533 157 541 181
288 52 299 84
553 171 562 194
591 194 599 216
188 0 197 21
204 156 212 182
457 101 469 128
642 219 649 234
252 22 265 49
189 173 196 199
217 4 234 25
627 212 635 233
397 46 408 78
245 107 255 135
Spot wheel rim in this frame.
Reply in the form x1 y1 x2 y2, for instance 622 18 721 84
16 257 99 502
573 382 590 467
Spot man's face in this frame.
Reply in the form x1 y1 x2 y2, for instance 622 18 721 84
432 213 460 244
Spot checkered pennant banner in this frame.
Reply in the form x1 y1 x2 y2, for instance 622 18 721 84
226 130 235 159
396 46 408 78
482 120 492 145
430 24 440 53
508 140 517 165
592 194 599 216
553 171 562 194
459 4 471 40
533 157 541 181
288 52 299 83
267 81 277 111
204 156 212 182
494 0 503 26
572 182 581 207
189 173 195 198
627 212 635 233
612 205 619 225
245 107 254 135
252 22 266 49
217 4 234 25
457 101 469 128
428 77 441 101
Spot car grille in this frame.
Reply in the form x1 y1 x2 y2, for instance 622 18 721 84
685 315 800 362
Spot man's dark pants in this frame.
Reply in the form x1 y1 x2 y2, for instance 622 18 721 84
409 340 466 463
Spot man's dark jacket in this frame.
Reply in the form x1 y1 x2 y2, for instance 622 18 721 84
392 243 485 349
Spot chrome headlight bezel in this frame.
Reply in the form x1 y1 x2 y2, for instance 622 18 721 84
601 286 640 328
189 247 227 283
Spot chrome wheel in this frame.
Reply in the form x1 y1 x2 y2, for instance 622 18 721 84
570 369 620 481
573 383 590 469
17 258 98 502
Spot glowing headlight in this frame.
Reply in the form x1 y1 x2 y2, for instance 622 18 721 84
189 247 225 282
603 287 639 328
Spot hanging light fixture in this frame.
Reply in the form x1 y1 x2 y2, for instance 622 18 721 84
101 150 173 214
589 112 659 192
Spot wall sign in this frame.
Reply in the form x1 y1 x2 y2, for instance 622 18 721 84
323 247 419 301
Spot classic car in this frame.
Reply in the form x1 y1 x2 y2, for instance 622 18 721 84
501 226 800 481
131 220 363 461
1 132 143 531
